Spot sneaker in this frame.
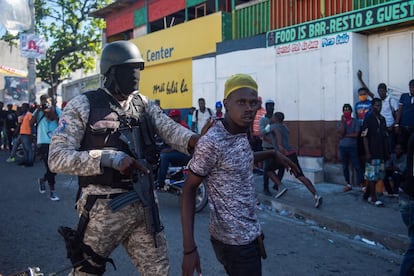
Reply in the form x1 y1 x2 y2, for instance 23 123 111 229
6 157 15 163
38 178 46 194
374 200 384 207
343 185 352 192
275 187 288 199
50 192 60 201
314 195 323 208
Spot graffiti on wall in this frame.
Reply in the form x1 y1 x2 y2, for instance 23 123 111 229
152 78 189 95
276 33 350 56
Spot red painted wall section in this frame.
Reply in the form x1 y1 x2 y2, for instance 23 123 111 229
106 2 144 37
148 0 185 22
271 0 353 30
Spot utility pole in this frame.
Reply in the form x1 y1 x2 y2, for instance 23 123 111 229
27 0 36 103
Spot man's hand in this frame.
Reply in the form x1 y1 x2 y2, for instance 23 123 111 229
357 69 362 80
118 155 150 175
100 150 150 175
182 251 202 276
275 151 300 176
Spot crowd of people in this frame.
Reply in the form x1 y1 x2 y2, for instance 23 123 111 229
0 96 62 201
337 70 414 209
1 40 413 275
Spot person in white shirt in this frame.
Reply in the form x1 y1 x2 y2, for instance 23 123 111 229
191 98 212 134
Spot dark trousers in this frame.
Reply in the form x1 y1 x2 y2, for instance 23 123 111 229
263 147 273 191
211 236 262 276
38 143 56 190
383 171 402 194
5 129 16 152
399 127 414 152
157 150 190 185
339 145 363 185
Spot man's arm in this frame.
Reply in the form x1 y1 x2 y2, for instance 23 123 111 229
361 121 371 162
29 108 39 127
357 70 375 99
181 171 202 276
48 95 103 176
254 150 299 176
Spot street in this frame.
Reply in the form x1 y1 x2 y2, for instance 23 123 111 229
0 150 401 276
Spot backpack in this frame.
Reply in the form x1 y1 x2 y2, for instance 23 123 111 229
195 108 212 121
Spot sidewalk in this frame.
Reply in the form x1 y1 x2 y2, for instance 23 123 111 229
254 174 407 255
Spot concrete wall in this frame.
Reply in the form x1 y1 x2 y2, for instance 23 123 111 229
191 32 371 161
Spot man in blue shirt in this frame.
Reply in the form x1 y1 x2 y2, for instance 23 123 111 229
30 94 61 201
395 79 414 151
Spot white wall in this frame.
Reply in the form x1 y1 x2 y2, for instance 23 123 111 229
192 30 414 122
192 57 216 109
367 28 414 97
272 33 369 121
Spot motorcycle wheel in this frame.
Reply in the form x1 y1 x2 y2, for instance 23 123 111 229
195 180 208 213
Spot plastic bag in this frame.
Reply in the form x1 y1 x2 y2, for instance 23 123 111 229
0 0 31 33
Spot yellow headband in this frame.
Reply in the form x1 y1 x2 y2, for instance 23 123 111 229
224 73 258 99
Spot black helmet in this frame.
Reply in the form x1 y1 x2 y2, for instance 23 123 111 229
100 41 144 76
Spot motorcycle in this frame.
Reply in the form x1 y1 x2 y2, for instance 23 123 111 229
5 267 43 276
157 166 208 213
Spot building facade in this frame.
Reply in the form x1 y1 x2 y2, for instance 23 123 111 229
92 0 414 162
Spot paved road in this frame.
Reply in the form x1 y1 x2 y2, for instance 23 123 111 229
0 150 402 275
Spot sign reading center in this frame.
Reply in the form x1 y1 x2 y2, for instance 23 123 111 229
146 46 175 62
267 0 414 46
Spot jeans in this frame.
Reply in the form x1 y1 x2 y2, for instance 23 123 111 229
157 150 190 185
339 145 363 185
399 192 414 276
211 236 262 276
38 144 56 189
20 134 33 164
10 135 21 157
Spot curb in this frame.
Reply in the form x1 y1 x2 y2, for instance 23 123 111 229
256 193 408 255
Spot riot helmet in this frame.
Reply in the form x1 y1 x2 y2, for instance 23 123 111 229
100 41 144 76
101 41 145 100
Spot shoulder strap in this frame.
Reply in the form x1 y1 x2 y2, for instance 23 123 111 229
37 113 45 125
208 108 212 116
195 110 198 121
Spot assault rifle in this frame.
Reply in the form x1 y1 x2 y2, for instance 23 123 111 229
108 121 163 247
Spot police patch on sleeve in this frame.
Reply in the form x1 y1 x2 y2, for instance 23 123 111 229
57 119 67 133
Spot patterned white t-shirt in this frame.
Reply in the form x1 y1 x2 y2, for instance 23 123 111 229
189 121 261 245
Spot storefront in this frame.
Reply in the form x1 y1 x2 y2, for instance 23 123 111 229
131 12 225 109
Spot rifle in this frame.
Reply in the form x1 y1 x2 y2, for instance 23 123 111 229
108 117 163 247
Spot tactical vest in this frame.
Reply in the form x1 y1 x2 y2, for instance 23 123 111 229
78 88 149 189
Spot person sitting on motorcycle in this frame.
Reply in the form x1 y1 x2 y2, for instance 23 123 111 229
157 109 191 188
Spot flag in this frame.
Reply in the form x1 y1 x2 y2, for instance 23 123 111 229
20 33 47 59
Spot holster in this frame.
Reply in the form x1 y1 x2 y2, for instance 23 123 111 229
58 195 116 275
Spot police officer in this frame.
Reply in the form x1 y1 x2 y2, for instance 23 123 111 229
48 40 199 275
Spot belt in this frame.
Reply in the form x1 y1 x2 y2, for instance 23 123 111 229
91 193 126 200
